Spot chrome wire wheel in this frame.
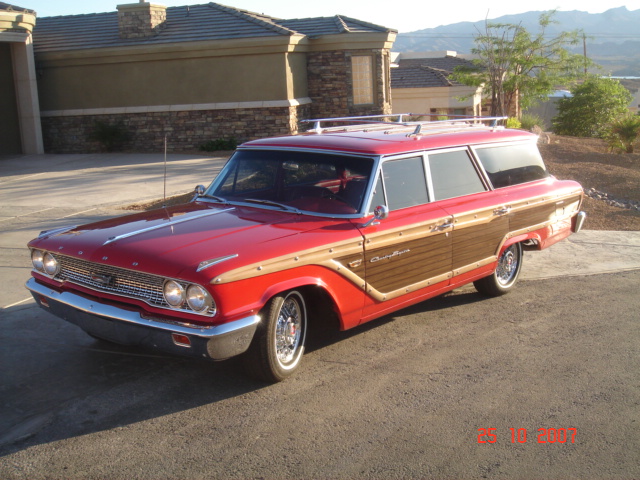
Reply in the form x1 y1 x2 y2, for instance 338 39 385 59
274 294 304 367
244 290 307 382
473 242 523 297
495 244 520 287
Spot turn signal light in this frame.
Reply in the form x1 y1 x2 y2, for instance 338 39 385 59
172 333 191 348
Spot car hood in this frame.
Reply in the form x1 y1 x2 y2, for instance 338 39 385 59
29 202 360 281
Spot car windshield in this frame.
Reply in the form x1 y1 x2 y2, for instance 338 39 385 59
207 150 375 216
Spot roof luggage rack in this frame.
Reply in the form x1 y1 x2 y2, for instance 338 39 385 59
301 113 508 136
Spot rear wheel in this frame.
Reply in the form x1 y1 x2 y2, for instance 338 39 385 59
474 243 523 297
244 290 307 383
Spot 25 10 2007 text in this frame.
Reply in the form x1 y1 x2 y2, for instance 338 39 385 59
477 428 577 444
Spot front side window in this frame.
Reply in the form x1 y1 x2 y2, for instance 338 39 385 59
474 143 549 188
380 156 429 210
428 150 486 201
351 56 374 105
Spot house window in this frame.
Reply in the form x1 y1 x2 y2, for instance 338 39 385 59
352 56 374 105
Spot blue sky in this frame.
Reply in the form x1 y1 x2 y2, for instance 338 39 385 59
20 0 640 32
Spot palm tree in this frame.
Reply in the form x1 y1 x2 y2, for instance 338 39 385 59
607 114 640 154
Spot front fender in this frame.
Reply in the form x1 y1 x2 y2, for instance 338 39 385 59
212 265 366 330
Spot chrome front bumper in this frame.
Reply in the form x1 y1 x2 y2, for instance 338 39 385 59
26 278 259 360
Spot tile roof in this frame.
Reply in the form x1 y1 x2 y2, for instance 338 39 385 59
32 2 394 53
0 2 34 13
278 15 393 38
391 57 474 88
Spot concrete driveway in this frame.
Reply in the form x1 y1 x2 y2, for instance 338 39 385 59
0 152 229 310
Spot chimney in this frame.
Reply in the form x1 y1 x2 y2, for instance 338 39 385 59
117 1 167 39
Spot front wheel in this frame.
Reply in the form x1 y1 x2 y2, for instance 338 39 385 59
474 243 523 297
243 290 307 383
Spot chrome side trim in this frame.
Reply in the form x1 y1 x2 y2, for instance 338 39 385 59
197 254 239 272
103 208 235 245
25 278 260 340
37 225 78 239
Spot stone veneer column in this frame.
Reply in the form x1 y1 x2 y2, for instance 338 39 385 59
307 49 392 119
0 5 44 154
117 2 167 39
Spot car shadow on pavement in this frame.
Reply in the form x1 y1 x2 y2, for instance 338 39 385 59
0 287 486 457
0 304 266 457
305 287 486 353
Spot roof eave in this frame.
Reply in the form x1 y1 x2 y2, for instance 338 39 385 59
306 31 396 52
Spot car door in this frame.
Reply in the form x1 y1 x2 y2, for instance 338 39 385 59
358 155 453 321
424 148 510 283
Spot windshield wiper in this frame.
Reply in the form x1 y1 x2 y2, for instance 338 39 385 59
243 198 300 213
200 194 228 204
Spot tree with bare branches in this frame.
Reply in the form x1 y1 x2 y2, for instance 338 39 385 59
452 11 591 118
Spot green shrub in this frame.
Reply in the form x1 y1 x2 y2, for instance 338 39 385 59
553 77 632 138
506 117 522 129
200 138 238 152
606 114 640 154
88 121 130 152
520 113 546 131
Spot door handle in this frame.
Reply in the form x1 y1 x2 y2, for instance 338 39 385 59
435 221 454 231
494 206 511 215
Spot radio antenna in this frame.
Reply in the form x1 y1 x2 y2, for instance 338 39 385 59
163 135 167 208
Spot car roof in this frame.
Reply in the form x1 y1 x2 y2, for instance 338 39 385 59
241 124 537 156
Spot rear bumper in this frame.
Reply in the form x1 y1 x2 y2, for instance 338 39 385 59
572 211 587 233
26 278 259 360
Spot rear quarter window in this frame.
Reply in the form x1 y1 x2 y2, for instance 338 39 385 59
474 143 549 189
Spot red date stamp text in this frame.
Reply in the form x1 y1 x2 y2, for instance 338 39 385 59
477 428 577 444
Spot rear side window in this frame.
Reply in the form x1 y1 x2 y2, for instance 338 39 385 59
428 150 486 201
475 143 549 189
381 156 429 210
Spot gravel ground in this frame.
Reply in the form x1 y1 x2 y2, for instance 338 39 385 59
539 135 640 231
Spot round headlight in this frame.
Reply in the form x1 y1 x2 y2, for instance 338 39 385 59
31 250 44 272
164 280 185 307
186 284 214 313
43 252 59 276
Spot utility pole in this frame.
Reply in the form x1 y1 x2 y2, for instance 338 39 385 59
583 33 588 76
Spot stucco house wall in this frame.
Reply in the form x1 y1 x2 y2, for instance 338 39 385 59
29 2 396 153
390 52 481 118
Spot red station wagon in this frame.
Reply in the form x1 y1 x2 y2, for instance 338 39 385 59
26 115 586 382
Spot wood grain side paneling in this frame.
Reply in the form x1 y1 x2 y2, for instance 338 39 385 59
509 202 555 232
452 216 508 270
365 233 451 293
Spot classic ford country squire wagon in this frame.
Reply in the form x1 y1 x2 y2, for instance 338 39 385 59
26 115 586 382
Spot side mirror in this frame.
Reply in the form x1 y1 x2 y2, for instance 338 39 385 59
362 205 389 228
192 184 206 201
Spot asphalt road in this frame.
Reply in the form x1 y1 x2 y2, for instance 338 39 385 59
0 271 638 479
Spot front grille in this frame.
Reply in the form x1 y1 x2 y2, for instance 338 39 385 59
56 255 168 309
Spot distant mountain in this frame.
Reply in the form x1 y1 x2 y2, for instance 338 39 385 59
394 7 640 76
